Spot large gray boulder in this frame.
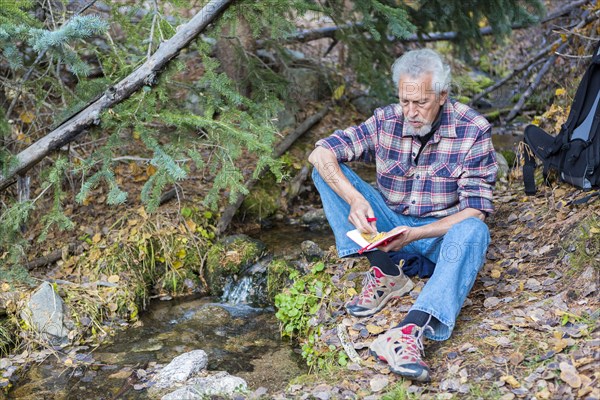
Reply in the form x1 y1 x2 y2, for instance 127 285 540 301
161 371 247 400
20 282 68 345
152 350 208 390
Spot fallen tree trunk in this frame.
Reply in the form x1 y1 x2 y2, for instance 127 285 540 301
0 0 233 192
216 103 331 235
23 244 80 270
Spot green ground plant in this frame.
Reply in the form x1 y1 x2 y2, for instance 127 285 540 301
568 215 600 275
274 261 346 369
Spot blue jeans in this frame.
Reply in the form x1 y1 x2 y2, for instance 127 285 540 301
311 164 490 341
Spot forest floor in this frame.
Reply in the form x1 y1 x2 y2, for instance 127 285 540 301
267 176 600 400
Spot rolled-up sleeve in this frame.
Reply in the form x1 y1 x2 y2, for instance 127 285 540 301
315 114 378 162
457 127 497 214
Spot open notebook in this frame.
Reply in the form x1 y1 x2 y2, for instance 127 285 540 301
346 228 408 254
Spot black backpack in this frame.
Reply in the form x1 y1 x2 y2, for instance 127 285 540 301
523 42 600 196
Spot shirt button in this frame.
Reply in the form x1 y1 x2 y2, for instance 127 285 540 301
412 152 416 157
411 200 416 204
416 175 420 179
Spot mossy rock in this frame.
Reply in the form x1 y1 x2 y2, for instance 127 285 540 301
241 186 280 221
205 235 266 296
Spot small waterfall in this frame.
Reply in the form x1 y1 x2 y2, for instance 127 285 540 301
221 276 254 305
220 256 271 306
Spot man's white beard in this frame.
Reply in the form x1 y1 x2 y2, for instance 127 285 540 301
406 122 432 137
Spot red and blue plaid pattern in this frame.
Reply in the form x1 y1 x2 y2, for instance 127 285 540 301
315 100 497 217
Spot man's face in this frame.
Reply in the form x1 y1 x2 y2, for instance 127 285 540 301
398 73 447 136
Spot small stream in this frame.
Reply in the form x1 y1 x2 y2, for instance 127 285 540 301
9 290 307 399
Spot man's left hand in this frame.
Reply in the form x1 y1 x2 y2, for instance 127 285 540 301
379 226 416 252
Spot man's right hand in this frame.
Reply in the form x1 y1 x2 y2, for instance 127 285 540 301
309 146 377 234
349 196 377 234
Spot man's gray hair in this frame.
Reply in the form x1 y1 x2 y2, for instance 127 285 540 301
391 49 451 96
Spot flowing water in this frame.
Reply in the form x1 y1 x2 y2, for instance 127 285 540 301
8 287 307 399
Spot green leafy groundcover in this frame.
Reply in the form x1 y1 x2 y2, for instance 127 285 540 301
274 259 355 370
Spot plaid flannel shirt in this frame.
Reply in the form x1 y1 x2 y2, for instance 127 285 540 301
315 99 497 217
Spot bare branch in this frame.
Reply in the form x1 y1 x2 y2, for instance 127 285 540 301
0 0 234 192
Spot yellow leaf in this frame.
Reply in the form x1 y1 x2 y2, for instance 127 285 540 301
137 206 148 220
173 260 183 269
483 336 498 346
491 323 510 331
177 249 186 259
555 88 566 96
532 116 542 126
501 375 521 388
64 358 73 367
366 324 384 335
185 219 197 232
590 227 600 234
19 111 35 124
146 164 157 177
92 233 102 243
107 275 120 283
332 85 345 100
491 269 501 279
347 288 357 297
132 130 141 140
108 302 118 312
553 338 568 353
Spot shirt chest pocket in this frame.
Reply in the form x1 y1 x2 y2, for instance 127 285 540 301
428 162 462 179
378 158 413 177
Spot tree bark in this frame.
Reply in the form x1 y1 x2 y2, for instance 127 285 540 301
0 0 233 192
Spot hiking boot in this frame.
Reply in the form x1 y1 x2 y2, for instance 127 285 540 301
369 323 433 382
345 266 414 317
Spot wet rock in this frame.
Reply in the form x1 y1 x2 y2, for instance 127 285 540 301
161 371 247 400
20 282 68 345
206 235 266 297
152 350 208 390
189 305 232 327
301 240 324 261
301 208 329 230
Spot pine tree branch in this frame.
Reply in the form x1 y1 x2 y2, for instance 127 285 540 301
215 103 331 235
4 0 100 120
0 0 234 192
257 0 591 47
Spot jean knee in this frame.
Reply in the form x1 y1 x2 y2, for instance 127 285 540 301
450 217 489 241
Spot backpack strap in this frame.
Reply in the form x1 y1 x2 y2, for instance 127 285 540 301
523 141 537 195
567 190 600 205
